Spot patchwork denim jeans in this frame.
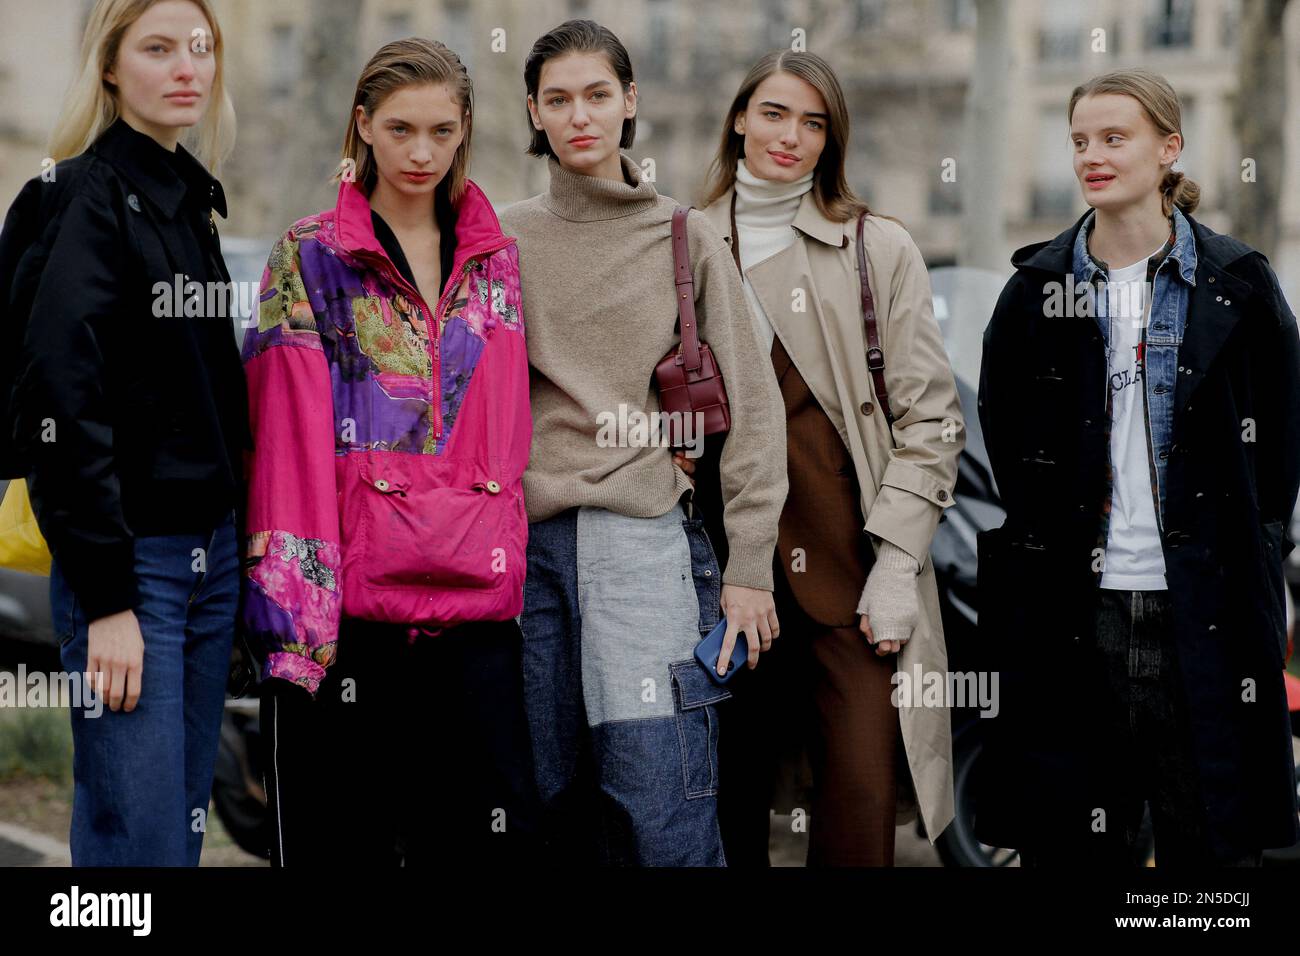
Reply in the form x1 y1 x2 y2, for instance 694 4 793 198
520 500 729 866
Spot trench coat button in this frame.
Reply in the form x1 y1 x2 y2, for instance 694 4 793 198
860 401 874 416
937 489 949 502
485 480 501 494
374 478 390 491
1208 276 1215 283
1177 365 1184 372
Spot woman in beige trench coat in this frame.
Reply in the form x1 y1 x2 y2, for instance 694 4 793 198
692 49 964 865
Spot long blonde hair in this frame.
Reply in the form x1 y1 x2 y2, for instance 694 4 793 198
701 50 871 223
47 0 235 169
338 38 474 203
1068 69 1200 217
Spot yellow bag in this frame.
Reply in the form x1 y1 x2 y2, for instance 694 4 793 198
0 478 51 576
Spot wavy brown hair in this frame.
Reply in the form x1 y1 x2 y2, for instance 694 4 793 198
701 50 871 223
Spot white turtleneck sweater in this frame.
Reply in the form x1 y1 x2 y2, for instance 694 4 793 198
733 158 815 350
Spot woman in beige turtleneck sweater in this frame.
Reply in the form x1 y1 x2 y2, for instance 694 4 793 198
700 50 965 866
500 20 789 867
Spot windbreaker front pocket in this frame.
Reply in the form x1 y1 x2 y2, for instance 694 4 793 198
349 455 523 592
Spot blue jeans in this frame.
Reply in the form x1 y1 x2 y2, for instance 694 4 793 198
51 513 238 866
521 501 729 866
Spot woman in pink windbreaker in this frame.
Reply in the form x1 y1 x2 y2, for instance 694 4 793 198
241 38 538 866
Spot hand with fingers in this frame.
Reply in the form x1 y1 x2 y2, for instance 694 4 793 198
717 584 780 675
672 450 697 488
857 538 921 656
86 609 145 711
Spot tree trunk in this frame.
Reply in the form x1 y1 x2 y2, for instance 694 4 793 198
1232 0 1291 258
960 0 1010 271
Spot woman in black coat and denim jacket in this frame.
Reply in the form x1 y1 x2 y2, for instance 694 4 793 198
976 69 1299 867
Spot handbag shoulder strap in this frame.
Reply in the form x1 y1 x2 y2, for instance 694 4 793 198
857 212 895 426
672 205 702 373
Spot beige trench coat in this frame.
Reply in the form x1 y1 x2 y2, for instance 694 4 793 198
702 189 965 842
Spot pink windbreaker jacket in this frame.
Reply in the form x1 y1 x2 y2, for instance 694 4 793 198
240 179 529 695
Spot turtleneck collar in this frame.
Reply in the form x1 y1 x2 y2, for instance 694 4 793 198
733 157 814 228
543 152 659 222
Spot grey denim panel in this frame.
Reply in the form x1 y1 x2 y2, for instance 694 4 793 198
575 503 703 725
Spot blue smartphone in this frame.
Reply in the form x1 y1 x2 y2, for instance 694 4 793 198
694 616 749 684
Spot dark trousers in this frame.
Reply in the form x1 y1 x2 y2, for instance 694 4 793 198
260 616 540 866
1020 589 1262 868
718 558 900 867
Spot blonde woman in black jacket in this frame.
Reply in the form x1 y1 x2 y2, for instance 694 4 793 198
1 0 246 866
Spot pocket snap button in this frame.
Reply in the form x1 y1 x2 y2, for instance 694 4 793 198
375 478 390 492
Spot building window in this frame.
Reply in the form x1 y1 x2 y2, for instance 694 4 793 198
943 0 976 31
1031 185 1077 219
442 1 473 70
1033 105 1078 220
1220 0 1240 47
1038 0 1085 61
1145 0 1194 49
857 0 887 29
268 23 300 97
929 183 962 216
644 0 669 81
382 12 412 43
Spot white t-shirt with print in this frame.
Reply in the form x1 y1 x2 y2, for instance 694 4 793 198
1100 253 1168 591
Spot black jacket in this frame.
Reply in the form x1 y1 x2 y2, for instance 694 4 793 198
974 210 1300 858
1 119 249 621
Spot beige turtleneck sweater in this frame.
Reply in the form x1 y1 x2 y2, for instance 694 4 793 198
499 153 788 591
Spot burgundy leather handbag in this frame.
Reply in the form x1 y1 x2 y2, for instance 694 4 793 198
653 206 731 446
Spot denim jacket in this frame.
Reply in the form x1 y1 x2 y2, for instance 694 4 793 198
1072 206 1197 525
